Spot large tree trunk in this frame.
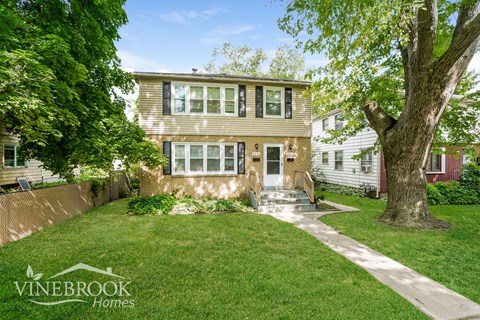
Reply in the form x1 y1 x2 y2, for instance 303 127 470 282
362 2 480 230
380 140 449 229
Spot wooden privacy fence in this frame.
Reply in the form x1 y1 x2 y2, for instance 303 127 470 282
0 174 128 246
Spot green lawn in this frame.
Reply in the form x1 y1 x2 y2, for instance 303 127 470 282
319 192 480 304
0 199 425 319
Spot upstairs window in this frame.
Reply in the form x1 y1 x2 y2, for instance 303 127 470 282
190 86 204 113
335 114 344 130
172 83 237 115
264 87 284 117
3 145 26 168
174 84 187 113
322 118 329 131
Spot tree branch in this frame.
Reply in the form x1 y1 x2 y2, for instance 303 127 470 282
399 44 410 98
436 4 480 74
363 101 397 141
415 0 437 71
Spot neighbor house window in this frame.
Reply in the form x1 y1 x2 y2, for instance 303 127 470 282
360 150 373 173
426 153 442 173
264 87 284 117
322 118 329 131
172 83 237 115
335 114 344 130
3 145 26 168
172 143 237 175
334 151 343 170
322 152 329 165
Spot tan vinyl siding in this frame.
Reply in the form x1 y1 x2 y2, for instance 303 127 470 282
139 79 311 137
0 129 60 186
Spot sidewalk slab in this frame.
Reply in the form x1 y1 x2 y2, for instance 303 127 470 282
267 211 480 320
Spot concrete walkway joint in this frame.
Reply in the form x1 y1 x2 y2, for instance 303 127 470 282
267 210 480 320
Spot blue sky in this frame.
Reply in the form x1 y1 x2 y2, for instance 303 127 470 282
116 0 479 76
116 0 326 73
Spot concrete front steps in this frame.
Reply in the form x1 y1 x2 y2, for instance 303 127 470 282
250 189 316 213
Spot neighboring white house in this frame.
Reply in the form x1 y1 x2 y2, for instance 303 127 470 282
312 109 471 194
312 112 381 193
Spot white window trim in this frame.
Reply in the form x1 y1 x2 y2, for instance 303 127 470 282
334 114 344 130
3 144 28 169
171 82 238 116
172 142 237 176
263 86 284 118
322 118 329 131
334 150 343 171
426 152 446 175
360 149 373 174
321 151 329 165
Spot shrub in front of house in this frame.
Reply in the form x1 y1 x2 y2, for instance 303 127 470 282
426 163 480 205
460 162 480 194
427 181 480 205
314 182 366 197
127 194 177 215
426 184 448 205
127 195 253 215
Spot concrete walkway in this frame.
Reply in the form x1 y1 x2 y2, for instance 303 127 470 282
267 210 480 320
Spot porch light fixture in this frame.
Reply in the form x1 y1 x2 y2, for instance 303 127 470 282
288 144 293 150
255 144 259 150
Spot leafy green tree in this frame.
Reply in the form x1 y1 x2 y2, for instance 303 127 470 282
279 0 480 229
268 45 306 80
0 0 164 180
204 42 306 80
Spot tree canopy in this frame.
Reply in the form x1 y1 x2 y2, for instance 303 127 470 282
279 0 480 229
204 42 306 80
0 0 164 180
279 0 480 150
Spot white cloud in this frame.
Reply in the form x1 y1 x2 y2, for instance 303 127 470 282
117 50 168 72
160 8 227 25
274 37 293 44
200 24 255 44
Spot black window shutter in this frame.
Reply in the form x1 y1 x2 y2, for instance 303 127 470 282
163 81 171 115
163 141 172 175
285 88 292 119
255 86 263 118
238 85 246 117
238 142 245 174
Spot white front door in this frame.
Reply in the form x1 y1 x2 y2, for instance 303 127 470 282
264 144 284 187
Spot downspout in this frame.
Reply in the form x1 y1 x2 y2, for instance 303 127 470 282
376 152 381 199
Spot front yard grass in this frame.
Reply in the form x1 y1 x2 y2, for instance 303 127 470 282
318 192 480 304
0 199 425 319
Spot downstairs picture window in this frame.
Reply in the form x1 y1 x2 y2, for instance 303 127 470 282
172 143 237 175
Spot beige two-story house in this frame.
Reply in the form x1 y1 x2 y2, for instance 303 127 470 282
135 72 312 199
